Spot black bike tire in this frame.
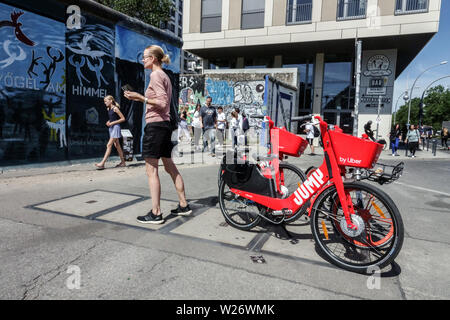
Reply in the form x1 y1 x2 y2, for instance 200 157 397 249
218 178 262 231
279 163 309 223
310 181 404 273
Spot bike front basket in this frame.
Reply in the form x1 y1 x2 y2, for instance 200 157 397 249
329 131 383 169
272 127 309 157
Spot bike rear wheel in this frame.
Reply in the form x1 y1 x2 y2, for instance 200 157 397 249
218 179 262 231
310 182 404 273
278 163 309 223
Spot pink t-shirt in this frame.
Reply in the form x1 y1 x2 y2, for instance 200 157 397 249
144 69 171 123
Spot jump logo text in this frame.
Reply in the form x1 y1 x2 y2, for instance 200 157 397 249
293 168 325 206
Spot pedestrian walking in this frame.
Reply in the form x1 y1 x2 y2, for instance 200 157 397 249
242 112 250 146
191 102 202 151
95 95 126 170
406 124 420 157
442 127 449 150
304 120 316 155
124 45 191 224
230 111 239 148
216 106 226 147
200 96 217 157
389 123 401 156
177 107 191 143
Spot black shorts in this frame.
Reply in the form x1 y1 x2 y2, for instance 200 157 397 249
142 121 174 159
307 138 314 145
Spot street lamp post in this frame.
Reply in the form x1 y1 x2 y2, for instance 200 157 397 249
393 90 408 125
407 61 448 127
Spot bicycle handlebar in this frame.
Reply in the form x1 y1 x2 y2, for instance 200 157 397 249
291 114 313 122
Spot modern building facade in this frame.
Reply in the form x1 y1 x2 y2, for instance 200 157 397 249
161 0 204 74
183 0 442 136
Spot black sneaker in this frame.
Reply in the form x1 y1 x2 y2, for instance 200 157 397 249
171 204 192 216
137 211 164 224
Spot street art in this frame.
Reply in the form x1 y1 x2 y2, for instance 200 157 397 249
204 77 265 127
42 109 66 148
66 16 116 158
0 40 26 69
0 11 35 46
0 1 182 165
179 74 205 119
0 2 66 165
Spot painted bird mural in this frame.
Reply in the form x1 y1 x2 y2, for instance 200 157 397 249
0 11 35 46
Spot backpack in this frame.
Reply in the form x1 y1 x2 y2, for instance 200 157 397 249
162 68 180 132
242 117 250 132
313 125 320 138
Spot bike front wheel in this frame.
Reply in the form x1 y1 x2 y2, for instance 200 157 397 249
310 181 404 273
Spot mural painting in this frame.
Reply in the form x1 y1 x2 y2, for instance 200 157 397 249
0 2 66 165
204 77 265 127
178 74 205 126
66 14 115 158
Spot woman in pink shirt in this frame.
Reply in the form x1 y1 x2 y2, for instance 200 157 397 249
124 45 191 224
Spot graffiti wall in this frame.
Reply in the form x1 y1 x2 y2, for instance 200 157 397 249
0 2 66 165
66 15 115 158
0 0 181 166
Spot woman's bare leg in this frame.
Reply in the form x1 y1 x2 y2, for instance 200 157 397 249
114 139 126 165
145 157 162 215
97 138 115 166
162 157 187 207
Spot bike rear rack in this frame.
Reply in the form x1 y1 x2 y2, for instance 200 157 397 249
361 162 404 185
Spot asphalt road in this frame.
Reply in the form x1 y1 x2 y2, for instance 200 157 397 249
0 154 449 301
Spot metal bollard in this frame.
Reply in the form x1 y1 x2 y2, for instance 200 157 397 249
405 142 409 157
432 139 437 156
427 138 430 151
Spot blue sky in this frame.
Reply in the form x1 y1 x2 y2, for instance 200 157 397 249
393 0 450 112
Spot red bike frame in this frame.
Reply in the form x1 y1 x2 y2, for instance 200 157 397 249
231 115 382 230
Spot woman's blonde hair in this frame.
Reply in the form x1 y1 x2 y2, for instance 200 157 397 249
105 95 120 109
146 45 171 65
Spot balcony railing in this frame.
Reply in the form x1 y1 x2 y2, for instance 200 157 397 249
337 0 367 21
287 2 312 24
395 0 428 15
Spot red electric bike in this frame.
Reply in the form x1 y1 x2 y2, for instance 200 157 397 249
218 115 404 273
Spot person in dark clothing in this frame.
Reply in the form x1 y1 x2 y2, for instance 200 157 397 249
364 120 375 141
389 123 402 156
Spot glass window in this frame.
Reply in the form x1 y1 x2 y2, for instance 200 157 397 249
202 0 222 33
323 62 352 83
322 61 354 111
286 0 313 24
395 0 428 14
337 0 367 20
241 0 265 29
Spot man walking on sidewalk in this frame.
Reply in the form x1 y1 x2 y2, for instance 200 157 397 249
200 96 217 157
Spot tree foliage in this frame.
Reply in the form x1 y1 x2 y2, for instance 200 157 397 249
97 0 173 28
393 85 450 131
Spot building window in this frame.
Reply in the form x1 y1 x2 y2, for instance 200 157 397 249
337 0 367 20
395 0 428 15
286 0 312 24
241 0 265 29
201 0 222 33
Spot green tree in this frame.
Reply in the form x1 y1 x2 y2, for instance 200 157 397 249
97 0 173 28
423 85 450 130
393 85 450 132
